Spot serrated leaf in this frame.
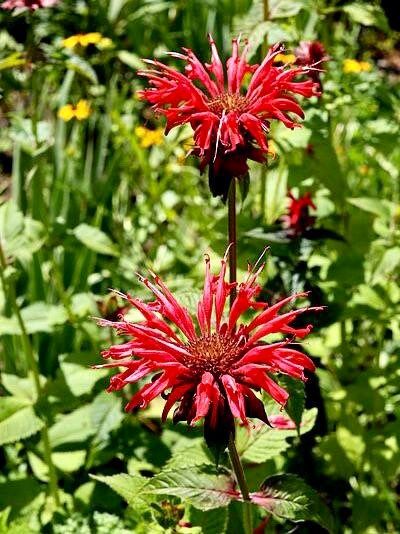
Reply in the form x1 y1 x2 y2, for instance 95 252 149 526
251 474 333 532
236 409 317 463
1 373 45 402
90 473 151 514
72 224 118 256
0 398 44 445
148 465 237 511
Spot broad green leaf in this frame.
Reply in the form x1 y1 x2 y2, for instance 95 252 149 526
1 373 45 402
0 303 68 335
0 201 45 264
279 375 305 431
188 506 229 534
49 404 95 448
148 465 236 511
236 409 317 463
89 392 124 449
52 451 86 472
0 478 42 515
72 224 118 256
342 3 388 30
0 397 44 445
347 198 391 219
251 474 333 532
90 473 151 515
371 247 400 285
60 353 108 397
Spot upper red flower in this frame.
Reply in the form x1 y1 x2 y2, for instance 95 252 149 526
282 191 316 237
1 0 57 8
96 250 320 446
138 37 320 199
295 41 329 91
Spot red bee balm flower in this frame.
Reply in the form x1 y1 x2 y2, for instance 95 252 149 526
96 251 320 448
282 191 316 237
1 0 57 8
295 41 329 91
138 38 320 199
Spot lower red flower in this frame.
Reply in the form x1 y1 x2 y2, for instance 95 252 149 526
1 0 57 8
282 191 316 236
96 251 320 446
295 41 329 92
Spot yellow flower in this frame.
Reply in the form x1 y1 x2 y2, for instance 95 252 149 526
343 59 372 73
61 32 103 49
58 100 91 122
97 37 114 50
135 126 164 148
274 53 296 65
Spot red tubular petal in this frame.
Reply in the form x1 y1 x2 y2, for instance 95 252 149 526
162 382 195 422
182 47 219 97
221 375 248 425
197 255 213 335
125 370 176 411
247 292 309 332
227 38 239 94
238 365 289 405
207 35 225 91
192 371 216 424
239 113 268 152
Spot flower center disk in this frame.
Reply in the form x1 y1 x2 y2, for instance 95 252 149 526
185 333 242 375
208 93 249 115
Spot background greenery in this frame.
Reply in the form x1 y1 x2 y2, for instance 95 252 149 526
0 0 399 532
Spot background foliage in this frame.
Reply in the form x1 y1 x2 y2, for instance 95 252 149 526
0 0 399 532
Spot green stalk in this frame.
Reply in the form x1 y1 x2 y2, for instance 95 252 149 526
0 241 60 507
227 178 252 534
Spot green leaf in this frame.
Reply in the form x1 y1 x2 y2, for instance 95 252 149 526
252 474 333 532
187 506 229 534
49 404 95 448
1 373 45 402
60 353 108 397
347 198 391 219
148 465 236 511
0 478 42 515
72 224 118 256
117 50 144 69
236 409 317 464
0 303 68 335
66 56 98 84
279 375 305 431
90 473 152 515
0 201 45 264
371 247 400 285
0 52 26 70
342 3 388 31
0 398 44 445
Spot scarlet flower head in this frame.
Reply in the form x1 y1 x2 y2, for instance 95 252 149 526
295 41 329 91
282 190 316 237
138 37 320 200
96 251 320 449
1 0 57 8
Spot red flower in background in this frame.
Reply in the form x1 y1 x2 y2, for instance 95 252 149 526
96 251 320 448
1 0 57 8
138 37 320 199
282 191 316 237
295 41 329 92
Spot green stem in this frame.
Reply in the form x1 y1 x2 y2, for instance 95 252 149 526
227 178 252 534
0 241 60 507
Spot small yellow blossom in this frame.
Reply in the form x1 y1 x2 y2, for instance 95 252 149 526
97 37 114 50
58 100 91 122
343 59 372 73
61 33 103 49
274 53 296 65
135 126 164 148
